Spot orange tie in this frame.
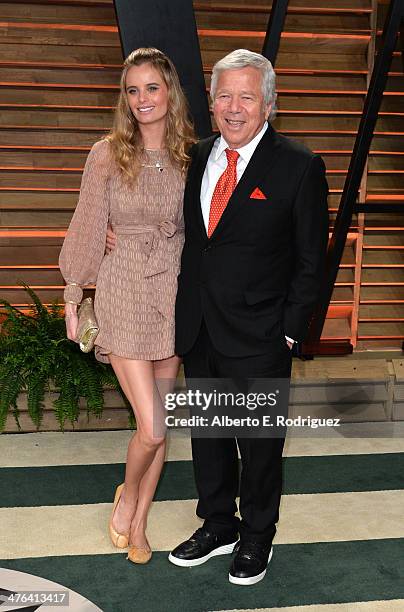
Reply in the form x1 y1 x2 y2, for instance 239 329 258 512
207 148 240 237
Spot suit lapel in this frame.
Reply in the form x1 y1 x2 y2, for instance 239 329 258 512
190 135 218 240
209 125 281 240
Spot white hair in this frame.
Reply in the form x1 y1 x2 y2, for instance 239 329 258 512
210 49 277 121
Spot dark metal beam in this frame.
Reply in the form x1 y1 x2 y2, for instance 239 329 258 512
262 0 289 66
113 0 211 138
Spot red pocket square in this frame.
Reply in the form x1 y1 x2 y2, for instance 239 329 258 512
250 187 267 200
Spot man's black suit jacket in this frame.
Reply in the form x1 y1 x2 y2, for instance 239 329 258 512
175 124 329 358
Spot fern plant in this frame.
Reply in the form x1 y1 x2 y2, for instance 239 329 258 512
0 284 133 431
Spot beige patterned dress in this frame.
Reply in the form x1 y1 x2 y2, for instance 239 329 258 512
59 139 185 363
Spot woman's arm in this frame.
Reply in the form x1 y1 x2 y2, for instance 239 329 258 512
59 139 112 335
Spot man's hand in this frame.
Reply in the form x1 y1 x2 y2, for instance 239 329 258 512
286 339 293 350
105 224 117 254
65 303 78 341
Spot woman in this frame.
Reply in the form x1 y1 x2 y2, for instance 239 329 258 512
59 48 196 564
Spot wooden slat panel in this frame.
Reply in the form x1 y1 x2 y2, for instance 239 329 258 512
336 268 356 283
0 66 121 85
358 321 404 336
199 1 371 7
359 304 404 317
0 191 77 209
0 3 116 26
330 286 354 302
361 286 404 301
275 115 404 132
0 109 113 128
0 210 74 225
367 174 404 189
361 268 404 282
0 22 120 46
369 155 404 170
379 97 404 113
10 0 113 5
0 87 118 106
0 42 123 63
0 171 82 189
0 267 64 285
254 74 366 90
198 32 370 55
0 288 65 303
364 233 404 246
276 50 368 70
0 129 108 146
0 150 88 167
0 244 61 265
195 9 370 33
362 250 404 264
278 95 365 111
275 134 404 152
204 71 368 90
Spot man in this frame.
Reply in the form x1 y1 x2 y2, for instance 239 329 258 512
107 49 329 585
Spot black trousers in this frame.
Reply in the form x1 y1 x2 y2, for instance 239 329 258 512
182 319 292 545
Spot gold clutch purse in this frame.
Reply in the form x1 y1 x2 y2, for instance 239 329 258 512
76 297 99 353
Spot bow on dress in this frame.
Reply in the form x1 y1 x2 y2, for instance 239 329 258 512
112 220 184 319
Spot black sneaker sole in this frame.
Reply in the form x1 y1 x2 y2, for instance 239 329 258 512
228 547 273 585
168 540 238 567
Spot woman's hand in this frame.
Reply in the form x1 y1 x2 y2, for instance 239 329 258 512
65 302 78 341
105 224 117 254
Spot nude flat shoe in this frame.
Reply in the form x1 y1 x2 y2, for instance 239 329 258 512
127 545 152 564
109 483 129 549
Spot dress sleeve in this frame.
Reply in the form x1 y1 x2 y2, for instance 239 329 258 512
59 139 112 303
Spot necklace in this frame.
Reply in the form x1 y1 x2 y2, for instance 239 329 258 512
141 160 165 172
141 148 165 172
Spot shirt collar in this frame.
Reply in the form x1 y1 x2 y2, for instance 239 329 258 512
214 121 268 163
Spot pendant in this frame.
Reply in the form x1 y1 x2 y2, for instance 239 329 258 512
141 162 165 171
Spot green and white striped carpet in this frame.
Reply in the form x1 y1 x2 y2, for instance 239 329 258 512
1 424 404 612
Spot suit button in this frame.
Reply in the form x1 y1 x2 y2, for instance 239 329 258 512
203 245 211 253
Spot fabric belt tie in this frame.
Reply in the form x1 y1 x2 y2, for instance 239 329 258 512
113 220 183 277
112 220 183 320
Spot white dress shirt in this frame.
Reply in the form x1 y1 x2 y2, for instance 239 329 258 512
200 122 268 229
200 121 294 346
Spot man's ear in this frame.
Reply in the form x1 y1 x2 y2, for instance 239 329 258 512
264 103 272 121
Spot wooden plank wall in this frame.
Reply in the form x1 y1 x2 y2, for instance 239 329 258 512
0 0 403 349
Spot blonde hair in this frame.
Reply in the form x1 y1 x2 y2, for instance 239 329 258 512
106 47 196 182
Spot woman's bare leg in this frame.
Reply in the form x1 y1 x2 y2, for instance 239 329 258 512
129 355 181 548
109 355 164 544
109 353 180 550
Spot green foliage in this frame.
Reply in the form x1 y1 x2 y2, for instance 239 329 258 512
0 284 133 431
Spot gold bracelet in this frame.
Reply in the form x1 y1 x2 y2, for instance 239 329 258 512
65 300 79 305
66 282 80 287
